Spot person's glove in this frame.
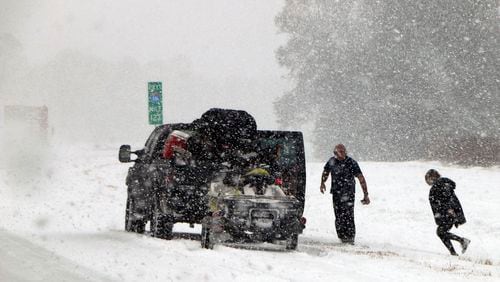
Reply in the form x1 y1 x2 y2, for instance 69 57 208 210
361 194 370 205
320 182 326 194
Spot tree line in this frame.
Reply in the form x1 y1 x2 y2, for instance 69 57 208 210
275 0 499 165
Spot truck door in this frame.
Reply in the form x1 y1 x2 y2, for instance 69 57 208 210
255 131 306 213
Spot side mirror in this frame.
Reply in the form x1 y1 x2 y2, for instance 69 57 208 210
119 145 132 163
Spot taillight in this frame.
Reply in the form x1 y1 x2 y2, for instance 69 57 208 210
274 177 283 186
163 130 190 159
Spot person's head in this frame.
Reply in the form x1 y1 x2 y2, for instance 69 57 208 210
244 167 273 194
333 144 347 160
425 169 441 186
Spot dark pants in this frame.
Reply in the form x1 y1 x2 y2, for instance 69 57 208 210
437 224 464 255
332 195 355 243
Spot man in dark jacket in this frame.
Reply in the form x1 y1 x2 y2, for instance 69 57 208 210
425 169 470 256
320 144 370 244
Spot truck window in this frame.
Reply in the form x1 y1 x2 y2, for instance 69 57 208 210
256 137 298 167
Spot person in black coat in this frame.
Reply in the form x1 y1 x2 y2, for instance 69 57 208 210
425 169 470 256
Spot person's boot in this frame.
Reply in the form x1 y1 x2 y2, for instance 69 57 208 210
441 238 457 256
461 238 471 254
341 238 355 245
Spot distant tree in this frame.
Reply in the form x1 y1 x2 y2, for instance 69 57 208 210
275 0 499 163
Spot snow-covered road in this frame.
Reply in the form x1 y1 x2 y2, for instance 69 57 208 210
0 228 110 281
1 144 499 281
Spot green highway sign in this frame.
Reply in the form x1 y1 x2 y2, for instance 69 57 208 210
148 82 163 125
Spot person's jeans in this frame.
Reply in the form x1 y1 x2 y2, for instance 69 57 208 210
333 195 355 242
437 223 464 255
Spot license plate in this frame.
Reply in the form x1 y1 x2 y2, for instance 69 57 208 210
251 210 275 220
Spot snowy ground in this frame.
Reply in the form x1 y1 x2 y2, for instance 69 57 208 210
1 144 499 281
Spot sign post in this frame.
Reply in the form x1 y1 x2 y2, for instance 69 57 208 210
148 82 163 125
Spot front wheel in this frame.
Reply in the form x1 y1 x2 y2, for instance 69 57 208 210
151 201 173 240
285 233 298 250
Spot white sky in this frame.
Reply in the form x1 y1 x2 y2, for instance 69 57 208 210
2 0 285 75
1 0 290 134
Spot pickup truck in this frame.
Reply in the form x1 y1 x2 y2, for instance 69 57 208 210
118 108 306 240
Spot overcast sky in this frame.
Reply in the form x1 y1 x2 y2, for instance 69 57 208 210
2 0 284 74
1 0 289 137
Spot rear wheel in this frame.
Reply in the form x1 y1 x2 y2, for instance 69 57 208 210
201 224 214 249
285 233 298 250
125 197 146 234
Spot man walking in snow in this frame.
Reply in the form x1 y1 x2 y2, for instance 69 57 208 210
425 169 470 256
320 144 370 244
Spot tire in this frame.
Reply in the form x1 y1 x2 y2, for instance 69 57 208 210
285 233 298 250
151 200 173 240
201 224 214 249
125 197 146 234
